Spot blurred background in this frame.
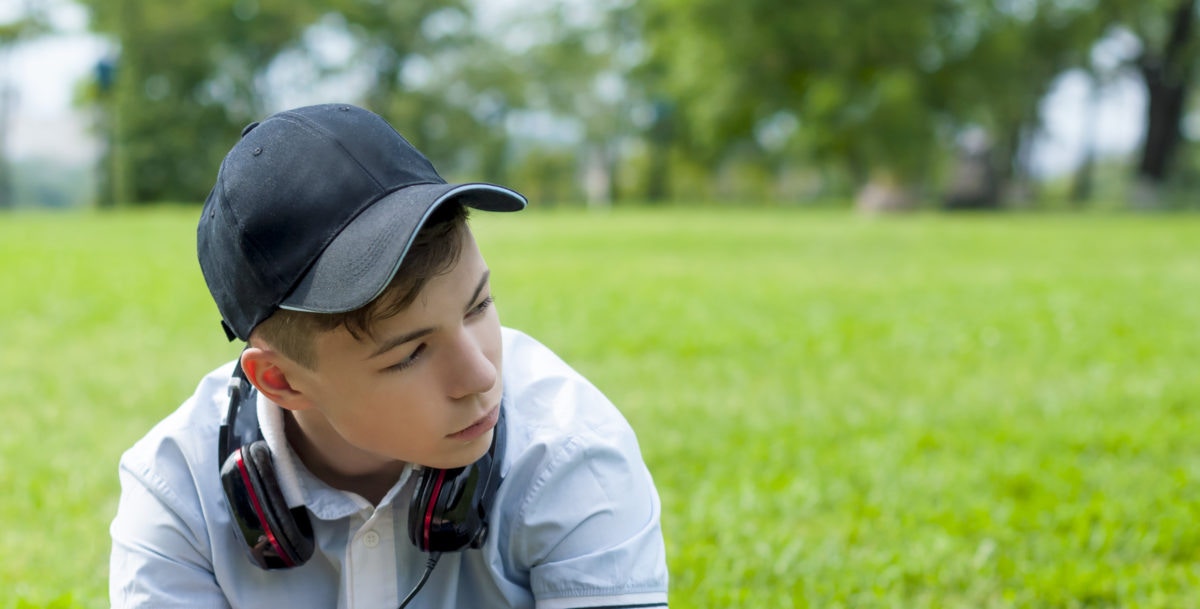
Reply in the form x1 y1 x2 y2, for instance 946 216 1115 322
5 2 1200 606
0 0 1196 212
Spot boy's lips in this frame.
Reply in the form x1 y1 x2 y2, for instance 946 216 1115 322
447 404 500 441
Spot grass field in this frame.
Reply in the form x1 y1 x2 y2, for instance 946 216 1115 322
1 206 1198 607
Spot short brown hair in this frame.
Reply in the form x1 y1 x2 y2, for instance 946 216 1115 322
251 202 470 368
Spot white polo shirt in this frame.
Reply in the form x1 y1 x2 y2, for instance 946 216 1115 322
109 328 669 608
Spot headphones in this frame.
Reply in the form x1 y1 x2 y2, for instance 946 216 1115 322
218 362 506 570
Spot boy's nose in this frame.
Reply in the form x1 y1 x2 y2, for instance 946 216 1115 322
445 328 498 399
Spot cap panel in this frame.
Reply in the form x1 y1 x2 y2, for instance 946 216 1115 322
225 114 387 285
198 185 277 340
286 105 445 192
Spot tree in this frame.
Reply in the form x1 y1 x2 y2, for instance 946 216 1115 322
1048 0 1200 203
330 0 652 204
268 2 530 185
512 0 646 205
1132 0 1196 198
638 0 1113 206
933 3 1107 207
81 0 518 204
81 0 316 205
641 0 958 200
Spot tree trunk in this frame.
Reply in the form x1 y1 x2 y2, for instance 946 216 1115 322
643 101 674 203
0 82 12 209
1138 73 1188 183
644 141 670 203
1136 0 1196 191
1070 75 1101 206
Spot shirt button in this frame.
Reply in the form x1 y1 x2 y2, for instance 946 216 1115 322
362 530 380 548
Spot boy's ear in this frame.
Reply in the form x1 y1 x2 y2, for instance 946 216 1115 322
239 347 313 411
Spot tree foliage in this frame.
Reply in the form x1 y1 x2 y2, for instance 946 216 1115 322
81 0 320 204
640 0 1116 200
79 0 544 204
65 0 1200 207
1092 0 1200 195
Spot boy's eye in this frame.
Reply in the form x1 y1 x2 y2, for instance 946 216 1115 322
468 296 494 317
387 343 426 371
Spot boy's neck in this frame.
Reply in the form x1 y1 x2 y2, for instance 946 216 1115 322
284 410 408 506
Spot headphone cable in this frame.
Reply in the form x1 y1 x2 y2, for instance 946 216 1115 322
397 551 442 609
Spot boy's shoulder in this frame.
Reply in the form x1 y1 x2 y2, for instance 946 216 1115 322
500 326 632 438
499 325 646 466
493 328 667 603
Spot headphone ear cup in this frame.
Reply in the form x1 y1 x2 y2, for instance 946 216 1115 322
220 442 299 569
408 408 506 553
408 467 443 552
242 441 315 567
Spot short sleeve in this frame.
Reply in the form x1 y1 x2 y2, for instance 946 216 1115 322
511 433 669 609
109 449 229 608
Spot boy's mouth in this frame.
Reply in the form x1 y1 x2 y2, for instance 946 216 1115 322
447 404 500 441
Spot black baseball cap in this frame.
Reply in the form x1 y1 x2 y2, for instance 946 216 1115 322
197 103 527 341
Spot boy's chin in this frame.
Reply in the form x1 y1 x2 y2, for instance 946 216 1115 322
422 430 494 470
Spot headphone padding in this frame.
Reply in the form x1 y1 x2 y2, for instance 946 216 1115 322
243 441 315 566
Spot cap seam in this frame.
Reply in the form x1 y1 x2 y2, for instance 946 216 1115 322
215 169 291 322
265 112 399 300
278 112 389 192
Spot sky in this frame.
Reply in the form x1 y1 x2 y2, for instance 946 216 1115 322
0 0 1149 177
1 0 105 164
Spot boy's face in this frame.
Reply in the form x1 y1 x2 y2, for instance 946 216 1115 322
284 227 504 471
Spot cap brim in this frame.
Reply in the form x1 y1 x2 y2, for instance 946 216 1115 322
280 182 526 314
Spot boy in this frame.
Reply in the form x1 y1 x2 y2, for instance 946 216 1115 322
109 104 669 608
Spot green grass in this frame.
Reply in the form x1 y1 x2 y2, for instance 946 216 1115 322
2 207 1199 607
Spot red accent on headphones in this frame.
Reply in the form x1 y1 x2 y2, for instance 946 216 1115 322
233 449 295 568
423 469 448 551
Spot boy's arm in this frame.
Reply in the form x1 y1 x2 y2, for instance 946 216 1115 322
510 432 669 609
109 453 229 608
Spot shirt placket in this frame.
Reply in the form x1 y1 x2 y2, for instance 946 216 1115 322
345 507 398 608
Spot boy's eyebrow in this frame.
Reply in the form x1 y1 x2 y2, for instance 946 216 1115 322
368 270 491 359
368 326 435 359
465 270 491 313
